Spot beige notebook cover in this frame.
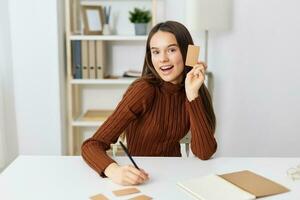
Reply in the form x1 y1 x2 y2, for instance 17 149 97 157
220 170 290 198
178 170 289 200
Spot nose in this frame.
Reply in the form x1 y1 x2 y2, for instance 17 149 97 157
159 51 169 63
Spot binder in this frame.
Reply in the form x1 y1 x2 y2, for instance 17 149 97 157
95 40 105 79
81 40 89 79
71 40 82 79
88 40 96 79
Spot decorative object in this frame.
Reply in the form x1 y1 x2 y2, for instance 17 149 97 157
185 0 231 64
129 7 152 35
81 5 104 35
103 5 112 35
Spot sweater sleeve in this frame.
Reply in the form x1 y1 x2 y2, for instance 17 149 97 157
81 79 155 177
185 96 217 160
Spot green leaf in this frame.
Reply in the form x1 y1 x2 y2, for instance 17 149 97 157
129 7 152 23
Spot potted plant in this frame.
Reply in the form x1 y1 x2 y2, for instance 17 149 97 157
129 7 152 35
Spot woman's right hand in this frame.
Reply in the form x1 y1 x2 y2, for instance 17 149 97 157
104 163 149 185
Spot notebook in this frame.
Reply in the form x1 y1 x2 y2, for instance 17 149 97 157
177 170 289 200
178 174 255 200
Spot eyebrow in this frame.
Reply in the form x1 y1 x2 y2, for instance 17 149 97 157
150 44 178 50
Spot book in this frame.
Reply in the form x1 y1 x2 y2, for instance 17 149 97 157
123 70 142 78
82 110 113 121
177 170 289 200
178 174 255 200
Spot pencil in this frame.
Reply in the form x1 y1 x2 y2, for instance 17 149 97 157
119 141 140 170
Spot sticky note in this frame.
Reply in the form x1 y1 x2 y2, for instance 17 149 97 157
185 45 200 67
112 187 140 196
127 194 152 200
89 193 109 200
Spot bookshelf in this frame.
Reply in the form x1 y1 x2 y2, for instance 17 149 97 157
69 35 148 41
65 0 212 157
70 78 136 85
65 0 158 155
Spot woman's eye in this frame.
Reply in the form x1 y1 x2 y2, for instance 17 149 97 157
152 51 159 55
168 48 176 53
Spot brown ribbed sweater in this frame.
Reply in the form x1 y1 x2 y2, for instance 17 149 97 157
81 79 217 176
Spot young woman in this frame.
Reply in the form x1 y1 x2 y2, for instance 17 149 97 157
81 21 217 186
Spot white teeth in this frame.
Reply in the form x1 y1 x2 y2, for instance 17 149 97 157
160 65 173 70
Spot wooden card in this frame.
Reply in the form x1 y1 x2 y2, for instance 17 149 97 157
128 194 152 200
185 45 200 67
112 187 140 196
89 193 109 200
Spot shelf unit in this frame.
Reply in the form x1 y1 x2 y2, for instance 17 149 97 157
69 35 148 41
70 78 136 85
65 0 158 155
65 0 212 157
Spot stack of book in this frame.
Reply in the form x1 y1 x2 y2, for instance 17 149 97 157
123 70 142 78
82 109 113 121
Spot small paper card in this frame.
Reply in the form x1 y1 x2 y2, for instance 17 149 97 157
112 187 140 196
127 194 152 200
185 45 200 67
89 193 109 200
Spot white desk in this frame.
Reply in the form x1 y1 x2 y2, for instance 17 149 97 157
0 156 299 200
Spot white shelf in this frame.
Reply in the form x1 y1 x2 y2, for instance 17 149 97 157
69 35 148 41
70 78 137 85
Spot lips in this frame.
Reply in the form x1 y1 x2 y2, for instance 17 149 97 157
160 65 174 71
159 65 174 75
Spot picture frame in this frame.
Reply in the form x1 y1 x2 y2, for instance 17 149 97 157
81 5 104 35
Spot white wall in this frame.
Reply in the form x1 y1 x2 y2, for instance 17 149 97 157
166 0 300 156
209 0 300 156
8 0 65 155
0 0 19 169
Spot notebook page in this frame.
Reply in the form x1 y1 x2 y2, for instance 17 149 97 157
177 174 256 200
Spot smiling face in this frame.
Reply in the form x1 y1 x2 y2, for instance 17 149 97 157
150 31 185 84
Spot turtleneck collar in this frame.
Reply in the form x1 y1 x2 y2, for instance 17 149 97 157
160 81 184 94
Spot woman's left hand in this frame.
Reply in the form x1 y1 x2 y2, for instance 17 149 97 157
185 61 207 102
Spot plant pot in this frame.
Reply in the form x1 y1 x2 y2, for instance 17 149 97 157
134 23 147 35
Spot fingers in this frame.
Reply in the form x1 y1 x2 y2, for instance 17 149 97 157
194 62 207 75
194 64 206 75
196 61 207 70
124 165 149 185
125 172 145 185
188 65 205 80
127 165 149 180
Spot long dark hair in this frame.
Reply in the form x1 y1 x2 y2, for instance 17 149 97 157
141 21 216 132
